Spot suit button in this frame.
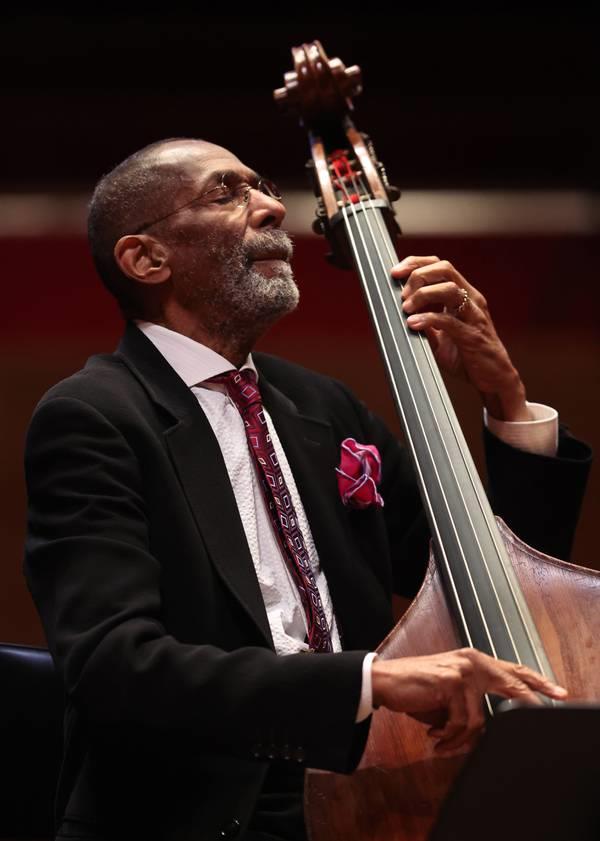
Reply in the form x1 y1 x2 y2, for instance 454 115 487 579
282 744 292 760
220 818 241 838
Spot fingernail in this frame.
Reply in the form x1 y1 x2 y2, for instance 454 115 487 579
392 259 416 274
407 315 425 328
402 299 413 313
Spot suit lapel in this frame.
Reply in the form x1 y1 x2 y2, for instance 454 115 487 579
116 324 273 648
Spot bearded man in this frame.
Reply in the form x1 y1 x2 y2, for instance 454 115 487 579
24 138 590 841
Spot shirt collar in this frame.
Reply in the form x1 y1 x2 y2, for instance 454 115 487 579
134 320 257 387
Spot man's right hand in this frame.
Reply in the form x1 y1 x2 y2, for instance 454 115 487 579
371 647 568 753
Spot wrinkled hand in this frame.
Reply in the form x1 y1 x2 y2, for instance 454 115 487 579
372 647 567 753
391 256 531 421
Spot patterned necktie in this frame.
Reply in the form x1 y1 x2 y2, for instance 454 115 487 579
210 369 333 653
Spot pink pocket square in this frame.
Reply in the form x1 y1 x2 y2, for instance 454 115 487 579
336 437 384 509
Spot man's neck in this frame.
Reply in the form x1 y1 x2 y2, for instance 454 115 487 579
142 310 263 369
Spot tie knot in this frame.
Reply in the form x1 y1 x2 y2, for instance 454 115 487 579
208 369 261 410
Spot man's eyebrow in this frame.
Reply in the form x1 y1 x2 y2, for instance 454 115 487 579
194 169 223 191
211 168 260 186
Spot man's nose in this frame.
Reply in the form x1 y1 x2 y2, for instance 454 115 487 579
247 187 286 229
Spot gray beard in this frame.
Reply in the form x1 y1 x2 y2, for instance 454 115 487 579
218 229 299 325
182 229 299 332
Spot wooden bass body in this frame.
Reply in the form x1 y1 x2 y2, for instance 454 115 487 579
306 519 600 841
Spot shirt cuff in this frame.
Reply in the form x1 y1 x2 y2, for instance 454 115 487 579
483 401 558 457
355 652 379 723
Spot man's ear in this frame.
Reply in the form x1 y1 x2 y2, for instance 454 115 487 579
114 235 171 285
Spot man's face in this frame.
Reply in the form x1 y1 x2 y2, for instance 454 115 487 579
151 141 298 329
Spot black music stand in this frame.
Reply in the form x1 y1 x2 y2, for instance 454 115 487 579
429 704 600 841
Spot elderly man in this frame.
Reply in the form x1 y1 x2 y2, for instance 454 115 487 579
24 138 590 841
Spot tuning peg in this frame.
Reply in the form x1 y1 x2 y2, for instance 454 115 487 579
274 42 362 116
312 216 326 236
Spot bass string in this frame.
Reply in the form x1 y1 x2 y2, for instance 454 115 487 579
332 160 546 682
337 231 502 721
353 168 551 681
350 201 523 666
330 169 489 674
336 203 517 715
359 190 547 678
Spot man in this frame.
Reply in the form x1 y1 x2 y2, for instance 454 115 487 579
24 138 590 841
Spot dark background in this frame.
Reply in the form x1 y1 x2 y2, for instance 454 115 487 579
1 11 598 644
3 10 599 190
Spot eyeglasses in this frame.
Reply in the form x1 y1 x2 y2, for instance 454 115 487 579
132 172 283 234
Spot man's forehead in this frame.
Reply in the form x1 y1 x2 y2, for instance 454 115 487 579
153 140 253 182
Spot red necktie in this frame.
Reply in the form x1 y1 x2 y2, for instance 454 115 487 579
210 369 333 653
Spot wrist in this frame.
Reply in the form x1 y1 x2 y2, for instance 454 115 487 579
371 659 391 709
481 374 531 422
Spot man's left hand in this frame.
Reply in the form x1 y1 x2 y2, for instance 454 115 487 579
392 255 532 422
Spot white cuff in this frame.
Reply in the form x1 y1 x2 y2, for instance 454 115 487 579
355 652 379 723
484 401 558 457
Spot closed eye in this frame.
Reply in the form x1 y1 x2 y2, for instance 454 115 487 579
210 191 235 205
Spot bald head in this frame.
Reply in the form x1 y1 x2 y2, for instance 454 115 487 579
149 138 240 173
87 137 234 316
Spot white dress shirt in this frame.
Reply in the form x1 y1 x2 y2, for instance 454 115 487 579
136 321 559 722
136 322 342 657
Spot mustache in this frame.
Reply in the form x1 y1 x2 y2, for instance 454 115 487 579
243 230 294 262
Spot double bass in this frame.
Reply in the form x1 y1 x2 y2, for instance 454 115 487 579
274 42 600 840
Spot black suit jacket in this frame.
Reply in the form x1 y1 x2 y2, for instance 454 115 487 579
24 323 591 841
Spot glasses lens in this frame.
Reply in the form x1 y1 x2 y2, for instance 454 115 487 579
218 176 250 208
259 178 282 201
218 174 283 207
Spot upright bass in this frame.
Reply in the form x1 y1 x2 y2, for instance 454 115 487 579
274 41 600 841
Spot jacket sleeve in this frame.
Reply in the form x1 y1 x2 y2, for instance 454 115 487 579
24 395 369 773
483 424 592 561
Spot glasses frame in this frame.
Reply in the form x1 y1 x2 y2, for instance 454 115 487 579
131 172 283 235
